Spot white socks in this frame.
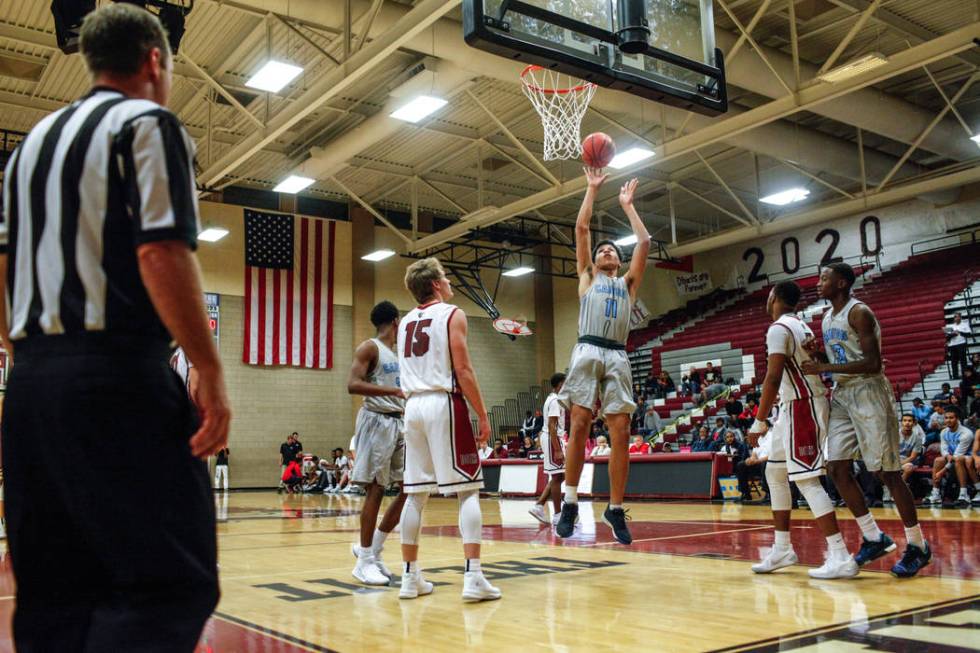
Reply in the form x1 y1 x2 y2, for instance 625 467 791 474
773 530 792 551
465 559 481 573
826 532 848 556
856 513 883 541
372 528 389 555
564 487 578 504
904 524 925 548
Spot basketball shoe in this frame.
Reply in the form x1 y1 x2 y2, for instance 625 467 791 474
528 504 549 525
808 551 859 579
555 502 579 538
853 533 896 566
462 572 502 602
352 546 389 586
751 547 798 573
399 570 434 599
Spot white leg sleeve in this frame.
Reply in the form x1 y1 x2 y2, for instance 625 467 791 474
766 464 792 512
400 493 429 546
796 476 835 519
457 489 483 545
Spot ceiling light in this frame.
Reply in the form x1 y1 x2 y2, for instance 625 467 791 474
390 95 448 123
817 53 888 84
760 187 810 206
273 175 315 194
971 134 980 145
614 234 638 247
502 266 534 277
198 227 229 242
361 249 396 262
608 147 655 169
246 60 303 93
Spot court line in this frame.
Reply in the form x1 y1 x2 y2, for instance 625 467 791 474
213 611 340 653
576 524 773 547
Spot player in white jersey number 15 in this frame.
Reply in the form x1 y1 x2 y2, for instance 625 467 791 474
556 168 651 546
395 258 500 603
748 281 858 579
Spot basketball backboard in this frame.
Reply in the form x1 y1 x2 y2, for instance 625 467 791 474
463 0 727 115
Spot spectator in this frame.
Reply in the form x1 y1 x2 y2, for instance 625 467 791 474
933 383 953 403
703 362 721 385
959 367 977 402
738 398 759 432
657 371 676 397
633 395 647 432
893 414 925 501
590 436 611 457
944 313 971 379
532 410 544 437
490 439 509 459
644 405 663 436
716 431 747 462
926 407 978 506
282 453 304 493
969 389 980 421
520 412 536 439
709 417 727 445
679 376 693 397
519 436 535 458
972 352 980 370
592 421 608 440
689 369 702 395
698 382 726 407
644 372 657 395
926 401 947 441
973 428 980 506
478 441 493 460
736 430 769 502
628 435 651 456
661 442 674 453
724 395 743 424
691 428 713 452
278 433 302 493
214 448 229 491
912 397 932 429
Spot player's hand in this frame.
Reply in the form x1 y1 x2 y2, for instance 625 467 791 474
619 178 638 207
393 388 406 400
801 359 823 375
476 414 491 446
801 336 820 354
748 419 768 435
583 166 608 190
189 368 232 459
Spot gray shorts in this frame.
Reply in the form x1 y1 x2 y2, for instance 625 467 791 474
351 407 405 487
827 375 901 472
560 343 636 417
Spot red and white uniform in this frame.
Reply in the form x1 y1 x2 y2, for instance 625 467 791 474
765 314 829 480
397 301 483 495
540 392 566 476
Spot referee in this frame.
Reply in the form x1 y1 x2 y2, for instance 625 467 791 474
0 4 230 650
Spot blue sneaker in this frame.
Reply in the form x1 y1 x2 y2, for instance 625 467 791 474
555 502 579 538
891 542 932 578
853 533 897 566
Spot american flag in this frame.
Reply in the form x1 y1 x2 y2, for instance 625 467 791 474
243 209 335 369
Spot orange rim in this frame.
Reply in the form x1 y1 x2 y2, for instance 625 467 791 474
520 64 596 95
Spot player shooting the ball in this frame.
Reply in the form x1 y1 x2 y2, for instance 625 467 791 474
556 167 650 545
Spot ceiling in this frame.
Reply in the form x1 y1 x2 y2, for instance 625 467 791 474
1 0 979 254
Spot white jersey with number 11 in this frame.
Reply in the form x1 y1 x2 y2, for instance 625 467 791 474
397 300 458 396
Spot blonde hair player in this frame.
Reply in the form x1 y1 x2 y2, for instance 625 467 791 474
556 169 651 545
748 281 858 579
396 258 501 602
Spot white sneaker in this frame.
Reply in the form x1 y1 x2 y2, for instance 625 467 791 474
352 553 390 585
551 514 561 526
399 570 434 599
528 504 549 524
882 488 893 503
809 552 860 579
462 571 502 602
374 552 393 579
751 547 798 574
926 491 941 505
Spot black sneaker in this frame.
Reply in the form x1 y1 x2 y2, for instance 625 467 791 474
853 532 897 566
954 497 971 508
602 505 633 545
555 502 579 538
891 542 932 578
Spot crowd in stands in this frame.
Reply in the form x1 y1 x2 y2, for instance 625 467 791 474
277 432 370 496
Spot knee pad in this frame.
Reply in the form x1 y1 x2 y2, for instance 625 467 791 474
399 493 429 546
795 476 835 519
457 490 483 544
765 464 792 511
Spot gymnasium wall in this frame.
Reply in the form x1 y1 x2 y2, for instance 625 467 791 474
195 200 540 488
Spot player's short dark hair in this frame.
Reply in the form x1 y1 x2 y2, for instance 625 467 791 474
79 3 171 77
826 262 856 288
901 413 915 420
550 372 566 389
773 281 802 308
592 239 623 263
370 300 399 327
944 405 962 419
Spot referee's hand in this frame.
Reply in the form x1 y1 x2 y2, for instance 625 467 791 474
190 369 231 458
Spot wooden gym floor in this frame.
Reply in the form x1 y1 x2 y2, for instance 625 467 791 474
0 492 976 652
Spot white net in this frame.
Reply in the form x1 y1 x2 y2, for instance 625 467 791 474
520 66 597 161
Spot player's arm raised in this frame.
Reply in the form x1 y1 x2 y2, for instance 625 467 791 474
802 305 881 375
619 179 651 299
347 340 403 397
449 310 491 445
576 167 606 294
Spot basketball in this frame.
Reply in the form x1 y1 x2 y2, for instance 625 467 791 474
582 132 616 168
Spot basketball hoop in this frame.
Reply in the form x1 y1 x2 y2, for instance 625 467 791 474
520 65 597 161
493 317 533 339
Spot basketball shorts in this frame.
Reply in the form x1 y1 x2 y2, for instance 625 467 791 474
828 375 901 472
403 392 484 496
768 396 829 481
351 407 405 487
540 431 566 476
561 343 636 417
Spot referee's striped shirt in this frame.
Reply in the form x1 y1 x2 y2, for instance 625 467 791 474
0 86 200 343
